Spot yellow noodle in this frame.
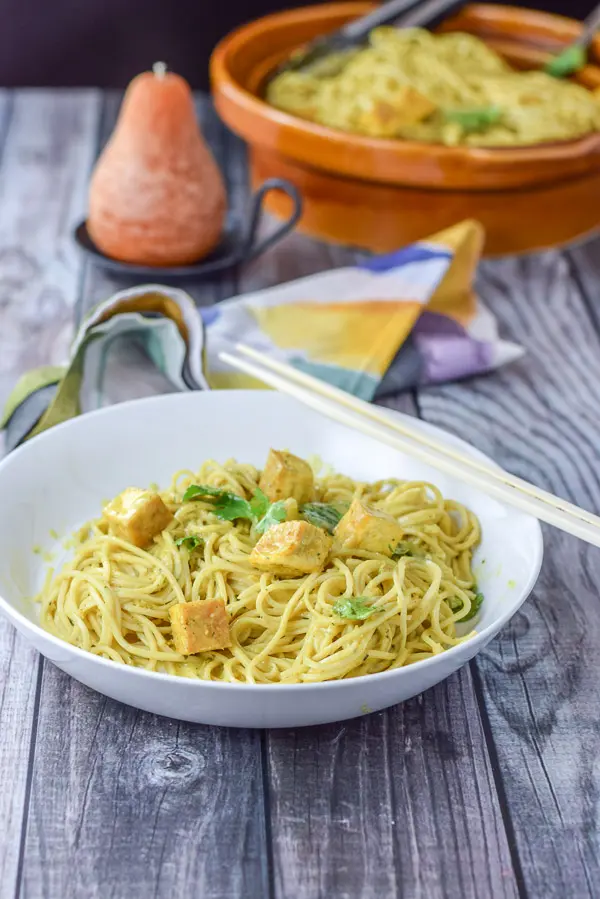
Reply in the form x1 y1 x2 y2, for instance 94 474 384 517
37 458 481 684
267 27 600 146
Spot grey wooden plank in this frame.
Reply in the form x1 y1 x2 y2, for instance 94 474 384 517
22 667 267 899
267 668 518 899
0 89 101 899
417 249 600 898
0 89 101 411
266 646 519 899
0 624 42 899
18 94 270 899
228 133 518 897
566 234 600 332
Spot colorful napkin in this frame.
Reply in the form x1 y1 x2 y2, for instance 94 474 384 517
1 220 522 453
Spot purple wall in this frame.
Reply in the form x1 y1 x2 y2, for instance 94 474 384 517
0 0 595 89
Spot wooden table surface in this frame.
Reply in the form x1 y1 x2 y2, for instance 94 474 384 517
1 89 600 899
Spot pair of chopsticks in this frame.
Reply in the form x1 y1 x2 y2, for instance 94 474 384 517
219 344 600 549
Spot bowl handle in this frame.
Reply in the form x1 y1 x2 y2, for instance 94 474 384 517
241 178 303 263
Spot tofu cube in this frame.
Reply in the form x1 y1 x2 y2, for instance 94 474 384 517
250 520 332 577
259 449 314 505
357 87 436 138
335 497 404 555
104 488 173 548
169 599 232 655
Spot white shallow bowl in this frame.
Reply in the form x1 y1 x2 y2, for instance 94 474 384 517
0 391 543 728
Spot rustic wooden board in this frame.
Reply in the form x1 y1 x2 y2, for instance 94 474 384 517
1 88 599 899
0 90 100 407
15 94 270 899
231 143 519 899
0 89 101 899
22 669 269 899
417 246 600 899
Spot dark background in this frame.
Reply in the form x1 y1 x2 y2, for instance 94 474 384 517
0 0 595 89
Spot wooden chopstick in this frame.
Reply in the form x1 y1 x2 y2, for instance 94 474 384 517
219 346 600 549
233 343 600 527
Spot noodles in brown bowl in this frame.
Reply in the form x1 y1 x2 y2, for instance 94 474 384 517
267 28 600 146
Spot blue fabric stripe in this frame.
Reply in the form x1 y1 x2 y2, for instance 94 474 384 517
359 245 452 272
200 306 221 326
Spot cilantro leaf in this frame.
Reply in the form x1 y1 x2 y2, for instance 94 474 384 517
332 597 378 620
444 105 502 133
213 494 255 522
391 541 425 560
182 484 254 521
181 483 286 532
182 484 229 502
250 487 270 520
545 45 586 78
255 500 288 535
175 535 203 550
448 592 484 621
301 502 346 533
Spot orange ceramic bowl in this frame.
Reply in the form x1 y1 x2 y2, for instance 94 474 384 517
211 3 600 255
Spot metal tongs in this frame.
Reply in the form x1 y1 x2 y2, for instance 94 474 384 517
268 0 467 81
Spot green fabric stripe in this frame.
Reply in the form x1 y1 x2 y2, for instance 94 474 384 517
1 365 66 429
26 354 84 440
290 358 379 401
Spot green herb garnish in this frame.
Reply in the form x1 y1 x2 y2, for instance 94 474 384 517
444 105 502 133
301 502 346 533
175 535 203 550
255 500 287 535
183 484 286 533
332 597 378 620
545 45 586 78
391 541 425 560
448 591 484 621
183 484 229 501
183 484 256 522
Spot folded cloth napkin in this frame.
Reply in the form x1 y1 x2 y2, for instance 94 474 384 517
1 220 522 453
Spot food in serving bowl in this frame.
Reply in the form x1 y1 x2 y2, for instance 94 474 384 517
267 27 600 146
0 392 542 727
38 449 482 684
211 2 600 255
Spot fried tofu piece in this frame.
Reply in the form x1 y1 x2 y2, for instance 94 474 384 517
250 520 332 577
357 87 436 138
169 599 232 655
259 449 315 504
335 497 404 555
104 488 173 548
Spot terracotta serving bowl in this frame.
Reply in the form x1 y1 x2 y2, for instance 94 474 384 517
211 3 600 255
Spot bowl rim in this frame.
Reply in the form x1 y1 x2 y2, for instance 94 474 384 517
0 390 544 693
210 1 600 188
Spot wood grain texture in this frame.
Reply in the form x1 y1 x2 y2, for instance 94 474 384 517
16 94 270 899
2 88 600 899
417 245 600 899
0 629 42 899
267 668 518 899
0 89 101 899
22 668 268 899
566 235 600 334
0 89 101 407
228 127 519 899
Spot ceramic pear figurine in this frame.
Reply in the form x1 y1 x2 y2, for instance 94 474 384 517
88 62 227 266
